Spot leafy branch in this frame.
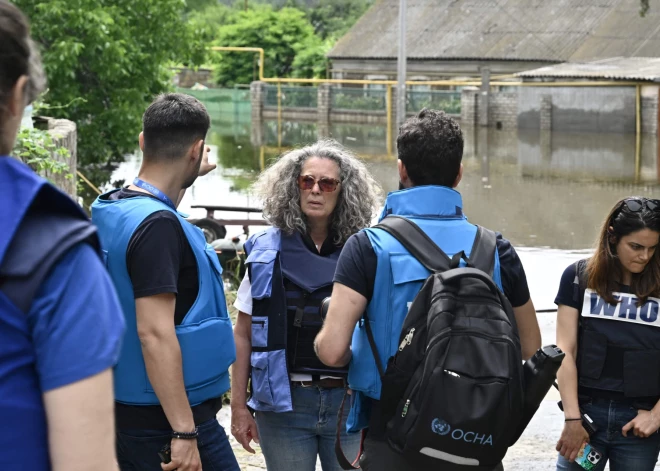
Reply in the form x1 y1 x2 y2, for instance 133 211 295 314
13 127 72 178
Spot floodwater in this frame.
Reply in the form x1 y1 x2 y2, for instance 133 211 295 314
111 114 660 469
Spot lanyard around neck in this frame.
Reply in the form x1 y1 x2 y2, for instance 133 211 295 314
132 178 176 210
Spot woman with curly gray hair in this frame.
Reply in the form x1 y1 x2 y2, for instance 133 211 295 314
230 140 381 471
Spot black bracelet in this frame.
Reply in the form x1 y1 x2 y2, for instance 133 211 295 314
565 418 582 422
171 427 199 439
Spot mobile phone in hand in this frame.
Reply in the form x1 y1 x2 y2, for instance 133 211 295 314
574 443 602 470
158 443 171 464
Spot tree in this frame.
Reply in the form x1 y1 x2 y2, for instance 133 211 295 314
14 0 205 168
294 0 374 40
211 6 319 85
291 37 331 79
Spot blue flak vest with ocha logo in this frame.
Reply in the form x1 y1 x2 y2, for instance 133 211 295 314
346 186 503 432
576 264 660 399
92 190 236 406
244 227 340 412
0 157 98 470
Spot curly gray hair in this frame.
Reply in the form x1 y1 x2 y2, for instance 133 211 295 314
251 139 382 245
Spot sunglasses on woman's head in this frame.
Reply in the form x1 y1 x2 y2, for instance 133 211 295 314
298 175 341 192
621 198 660 212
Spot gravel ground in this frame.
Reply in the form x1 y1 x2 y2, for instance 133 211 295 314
218 307 660 470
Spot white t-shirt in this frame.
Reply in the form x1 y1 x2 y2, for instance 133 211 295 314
234 271 339 381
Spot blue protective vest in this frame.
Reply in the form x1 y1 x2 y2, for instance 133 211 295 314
0 157 97 470
347 186 503 432
244 228 341 412
92 190 236 406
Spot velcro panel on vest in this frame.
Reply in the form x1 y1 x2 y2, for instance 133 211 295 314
246 249 278 299
624 351 660 397
578 330 607 380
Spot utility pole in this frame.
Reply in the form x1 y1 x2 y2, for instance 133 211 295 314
396 0 407 128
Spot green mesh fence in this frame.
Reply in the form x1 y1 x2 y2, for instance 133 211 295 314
264 86 318 108
407 90 461 114
176 87 251 116
331 87 387 111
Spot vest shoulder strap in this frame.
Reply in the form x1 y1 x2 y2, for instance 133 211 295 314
573 259 589 303
467 226 497 277
0 206 100 314
374 215 452 273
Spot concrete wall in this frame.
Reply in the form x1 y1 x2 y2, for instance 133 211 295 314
330 58 555 80
518 87 637 134
172 67 213 88
642 94 659 136
45 118 77 198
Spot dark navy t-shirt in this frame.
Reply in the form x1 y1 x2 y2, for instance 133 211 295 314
334 230 531 307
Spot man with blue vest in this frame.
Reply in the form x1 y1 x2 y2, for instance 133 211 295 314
92 93 238 471
1 2 125 469
315 109 542 470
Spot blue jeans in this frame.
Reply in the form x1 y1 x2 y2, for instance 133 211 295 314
255 384 362 471
556 399 660 471
116 418 239 471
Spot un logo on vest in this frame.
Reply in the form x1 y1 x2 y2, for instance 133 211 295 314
431 418 451 436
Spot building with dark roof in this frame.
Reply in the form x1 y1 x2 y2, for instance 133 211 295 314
328 0 660 83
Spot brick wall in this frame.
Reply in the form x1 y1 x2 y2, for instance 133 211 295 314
488 92 518 129
461 89 518 129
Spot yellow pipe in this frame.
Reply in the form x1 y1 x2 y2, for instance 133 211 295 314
207 47 504 86
208 47 651 88
211 47 265 81
635 84 642 183
277 81 282 149
386 84 393 158
77 170 101 195
259 145 265 171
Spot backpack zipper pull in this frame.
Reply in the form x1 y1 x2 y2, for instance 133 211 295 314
398 328 416 351
401 399 410 417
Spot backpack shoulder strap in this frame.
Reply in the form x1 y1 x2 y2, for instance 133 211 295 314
0 207 100 314
374 215 452 273
467 226 497 276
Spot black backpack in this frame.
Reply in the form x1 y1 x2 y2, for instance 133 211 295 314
365 215 524 469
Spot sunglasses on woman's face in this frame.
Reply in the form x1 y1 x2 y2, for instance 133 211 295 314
622 198 660 212
298 175 341 192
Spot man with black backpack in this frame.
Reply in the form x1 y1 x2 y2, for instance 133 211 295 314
315 109 542 470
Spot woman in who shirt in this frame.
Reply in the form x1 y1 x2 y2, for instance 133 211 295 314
555 197 660 470
230 140 381 471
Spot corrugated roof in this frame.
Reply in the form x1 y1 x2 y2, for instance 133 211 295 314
329 0 660 62
516 57 660 81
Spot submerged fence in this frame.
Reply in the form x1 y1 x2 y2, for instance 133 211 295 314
176 87 251 116
262 85 462 115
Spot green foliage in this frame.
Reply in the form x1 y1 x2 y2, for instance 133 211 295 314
640 0 650 16
293 0 374 40
211 6 318 86
12 127 71 177
291 37 331 79
185 2 236 46
184 0 221 12
14 0 205 168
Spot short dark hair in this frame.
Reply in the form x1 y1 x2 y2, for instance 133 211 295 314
142 93 210 161
396 108 464 187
